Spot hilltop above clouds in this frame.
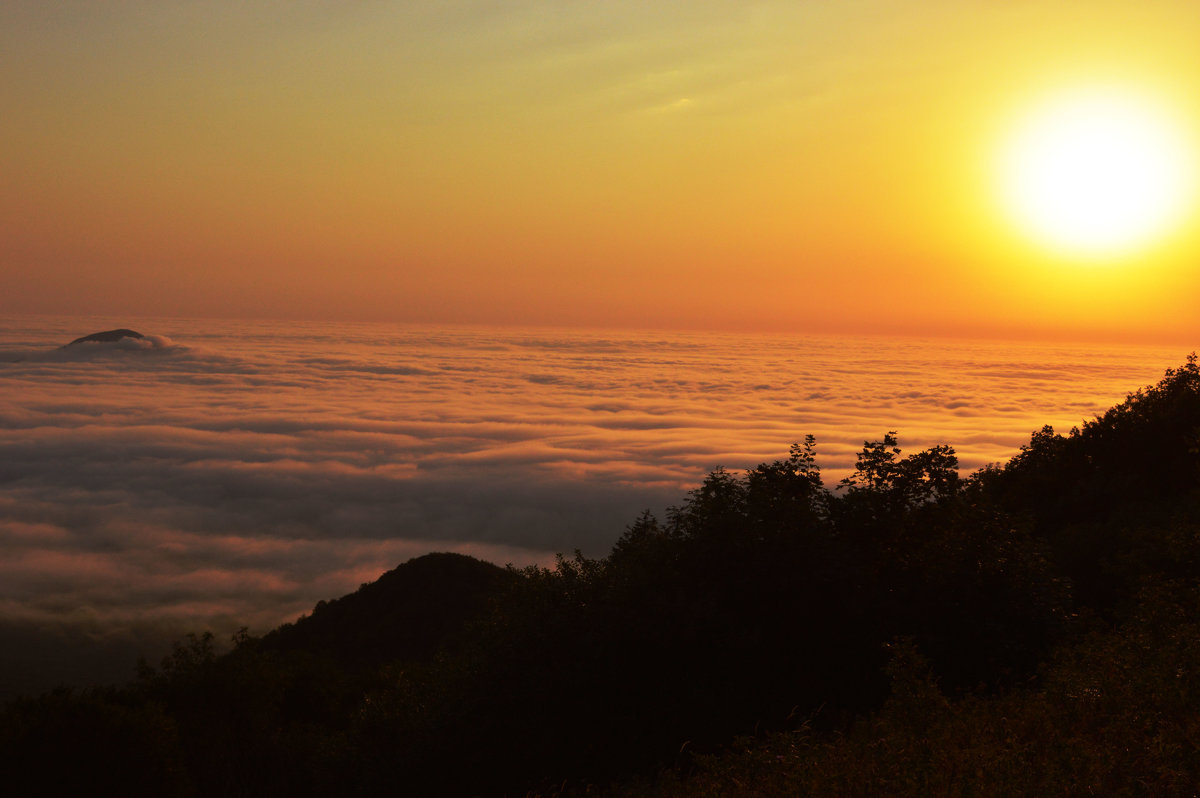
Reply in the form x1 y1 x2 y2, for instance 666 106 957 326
63 329 145 347
0 327 178 364
60 328 173 352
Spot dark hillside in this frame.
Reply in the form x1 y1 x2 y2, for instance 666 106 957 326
262 552 515 669
983 354 1200 612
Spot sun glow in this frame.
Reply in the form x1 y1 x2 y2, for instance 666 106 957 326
996 88 1196 259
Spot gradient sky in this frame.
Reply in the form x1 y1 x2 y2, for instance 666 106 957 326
4 1 1200 341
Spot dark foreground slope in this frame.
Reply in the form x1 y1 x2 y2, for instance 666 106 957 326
4 356 1200 797
262 551 516 669
1 554 516 798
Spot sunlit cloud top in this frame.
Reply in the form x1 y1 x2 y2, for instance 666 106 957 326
1 317 1186 650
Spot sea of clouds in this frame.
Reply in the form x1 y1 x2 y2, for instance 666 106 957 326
0 315 1188 695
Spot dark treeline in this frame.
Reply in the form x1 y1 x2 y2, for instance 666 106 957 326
6 357 1200 796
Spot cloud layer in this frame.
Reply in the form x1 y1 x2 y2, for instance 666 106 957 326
0 316 1187 693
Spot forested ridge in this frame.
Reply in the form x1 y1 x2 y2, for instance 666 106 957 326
7 356 1200 796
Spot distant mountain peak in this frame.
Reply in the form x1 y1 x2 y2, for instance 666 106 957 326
64 329 145 347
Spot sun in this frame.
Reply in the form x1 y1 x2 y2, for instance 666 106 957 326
996 87 1195 259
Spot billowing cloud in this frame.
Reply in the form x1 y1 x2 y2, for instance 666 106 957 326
0 318 1186 695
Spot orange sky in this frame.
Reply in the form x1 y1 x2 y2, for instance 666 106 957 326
4 1 1200 343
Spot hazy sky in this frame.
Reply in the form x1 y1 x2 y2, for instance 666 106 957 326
4 1 1200 341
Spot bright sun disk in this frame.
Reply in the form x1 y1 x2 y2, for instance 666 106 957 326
997 88 1195 258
